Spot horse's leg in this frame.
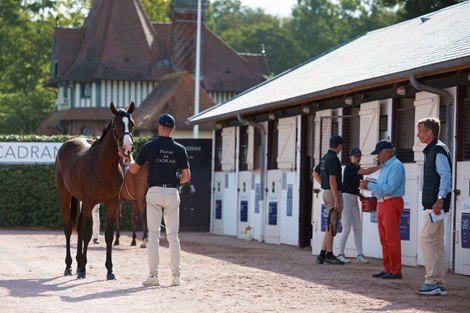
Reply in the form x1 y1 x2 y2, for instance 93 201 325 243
76 203 93 279
60 192 74 276
131 200 137 246
105 198 119 280
113 203 121 246
139 198 147 248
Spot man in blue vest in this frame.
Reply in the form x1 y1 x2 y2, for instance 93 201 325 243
416 117 452 296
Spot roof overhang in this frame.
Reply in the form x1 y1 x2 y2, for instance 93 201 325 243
187 57 470 127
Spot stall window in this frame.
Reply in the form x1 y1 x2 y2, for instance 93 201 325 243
239 126 249 171
267 120 278 170
457 86 470 161
393 98 415 163
340 107 360 164
214 129 222 171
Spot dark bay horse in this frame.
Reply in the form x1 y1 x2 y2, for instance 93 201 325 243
55 102 135 280
115 162 148 248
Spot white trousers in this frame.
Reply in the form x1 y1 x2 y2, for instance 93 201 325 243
92 204 100 240
339 193 363 256
146 186 181 277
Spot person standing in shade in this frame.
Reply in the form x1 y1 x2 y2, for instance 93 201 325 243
416 117 452 296
360 140 405 279
312 134 344 265
91 204 100 244
123 113 191 287
337 148 381 264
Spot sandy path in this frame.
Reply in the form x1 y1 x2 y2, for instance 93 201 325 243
0 230 469 313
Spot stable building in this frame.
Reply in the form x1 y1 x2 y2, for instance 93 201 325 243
38 0 268 137
187 2 470 276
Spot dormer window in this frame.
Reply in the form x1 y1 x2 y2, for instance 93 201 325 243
82 83 91 98
156 57 172 68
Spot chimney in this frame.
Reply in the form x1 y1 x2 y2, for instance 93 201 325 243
170 0 207 73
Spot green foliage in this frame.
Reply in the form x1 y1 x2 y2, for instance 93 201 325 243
0 87 56 134
0 135 150 229
0 164 62 228
379 0 464 19
141 0 171 22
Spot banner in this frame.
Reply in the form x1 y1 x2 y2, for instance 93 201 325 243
0 142 62 164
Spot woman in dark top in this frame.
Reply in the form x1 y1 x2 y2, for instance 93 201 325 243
337 147 381 263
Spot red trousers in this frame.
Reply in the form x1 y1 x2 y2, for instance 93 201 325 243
378 197 404 274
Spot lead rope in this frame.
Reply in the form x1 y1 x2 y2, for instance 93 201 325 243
120 158 137 201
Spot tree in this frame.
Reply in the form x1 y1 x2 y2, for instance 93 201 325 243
379 0 464 19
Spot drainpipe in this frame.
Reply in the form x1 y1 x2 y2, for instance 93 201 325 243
410 74 456 272
410 75 453 150
237 113 266 241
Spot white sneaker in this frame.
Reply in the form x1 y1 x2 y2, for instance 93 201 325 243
337 254 351 264
142 275 160 287
171 276 182 286
357 254 368 263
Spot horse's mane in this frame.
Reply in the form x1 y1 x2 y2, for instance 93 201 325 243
92 109 130 147
92 121 112 146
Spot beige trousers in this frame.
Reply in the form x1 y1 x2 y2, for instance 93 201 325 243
146 186 181 278
419 209 446 285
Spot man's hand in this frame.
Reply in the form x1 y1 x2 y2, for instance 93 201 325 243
359 180 369 190
432 198 444 215
333 201 342 213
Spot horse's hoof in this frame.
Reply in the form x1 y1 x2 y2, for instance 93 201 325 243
113 241 120 246
64 268 72 276
76 271 86 279
131 241 136 246
140 242 146 248
107 273 117 280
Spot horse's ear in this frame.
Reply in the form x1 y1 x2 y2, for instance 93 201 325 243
128 101 135 114
110 102 118 115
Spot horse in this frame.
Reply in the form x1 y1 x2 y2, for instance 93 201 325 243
114 162 148 248
55 102 135 280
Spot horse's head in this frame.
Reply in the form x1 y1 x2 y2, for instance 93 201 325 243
110 102 135 157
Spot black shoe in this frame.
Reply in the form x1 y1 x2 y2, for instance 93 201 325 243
324 255 345 265
372 271 388 278
315 255 325 264
382 273 402 279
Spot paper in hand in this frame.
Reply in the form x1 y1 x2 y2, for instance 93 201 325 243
429 209 445 223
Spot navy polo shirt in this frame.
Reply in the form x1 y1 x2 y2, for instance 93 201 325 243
342 162 363 195
135 136 189 187
314 150 342 190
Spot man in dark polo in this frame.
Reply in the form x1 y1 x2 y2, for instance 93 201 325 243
312 135 344 265
416 117 452 296
125 114 191 287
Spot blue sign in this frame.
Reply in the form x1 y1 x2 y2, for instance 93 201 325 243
240 200 248 222
215 199 222 219
268 202 277 225
321 204 342 233
400 209 410 241
462 213 470 249
286 184 293 217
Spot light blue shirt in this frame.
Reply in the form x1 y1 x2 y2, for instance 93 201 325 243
368 156 406 198
436 153 452 198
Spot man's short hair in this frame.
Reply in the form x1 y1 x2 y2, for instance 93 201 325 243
329 134 343 148
418 117 440 137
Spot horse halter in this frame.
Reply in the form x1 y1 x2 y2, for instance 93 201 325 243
112 112 134 155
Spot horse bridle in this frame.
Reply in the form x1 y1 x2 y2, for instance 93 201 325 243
112 112 134 154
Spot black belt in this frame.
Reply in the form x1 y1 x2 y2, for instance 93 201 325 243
151 183 178 188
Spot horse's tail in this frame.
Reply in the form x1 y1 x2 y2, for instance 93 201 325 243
70 196 80 227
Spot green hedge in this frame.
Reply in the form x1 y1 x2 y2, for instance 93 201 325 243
0 134 150 229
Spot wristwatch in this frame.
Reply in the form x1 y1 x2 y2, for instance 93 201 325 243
438 196 445 200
